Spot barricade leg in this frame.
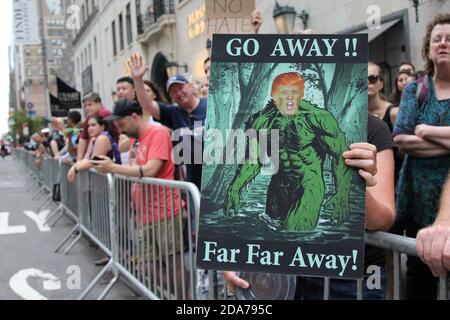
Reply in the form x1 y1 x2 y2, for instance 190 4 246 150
35 188 49 202
78 260 114 300
36 194 54 212
31 187 46 201
26 179 40 193
29 183 43 197
44 205 63 226
49 208 67 227
393 251 401 300
357 280 363 300
98 271 120 300
439 276 448 300
27 183 41 195
324 278 330 300
54 224 80 253
63 230 83 255
117 275 143 298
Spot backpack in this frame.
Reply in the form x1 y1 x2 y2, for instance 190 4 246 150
415 75 450 125
416 75 429 109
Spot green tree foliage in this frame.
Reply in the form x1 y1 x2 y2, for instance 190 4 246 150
12 110 45 144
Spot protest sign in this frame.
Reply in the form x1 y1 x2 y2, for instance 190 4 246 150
205 0 256 35
197 33 368 279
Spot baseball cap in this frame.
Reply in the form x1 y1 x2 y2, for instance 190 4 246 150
166 75 189 92
104 99 143 121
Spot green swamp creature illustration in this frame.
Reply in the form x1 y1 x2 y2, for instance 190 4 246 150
224 72 352 231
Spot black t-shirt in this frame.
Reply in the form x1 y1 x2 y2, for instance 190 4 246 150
44 130 65 157
368 113 394 153
158 99 208 190
365 114 395 267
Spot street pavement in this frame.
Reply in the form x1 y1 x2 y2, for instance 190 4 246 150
0 155 140 300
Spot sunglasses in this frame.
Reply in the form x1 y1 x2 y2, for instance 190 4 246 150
368 75 380 84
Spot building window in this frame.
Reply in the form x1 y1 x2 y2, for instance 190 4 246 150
81 4 86 25
112 21 117 56
84 1 89 21
94 37 98 59
118 13 124 51
136 0 144 35
88 43 92 65
126 3 133 45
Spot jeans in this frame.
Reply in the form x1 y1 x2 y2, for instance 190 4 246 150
295 269 388 300
405 219 438 300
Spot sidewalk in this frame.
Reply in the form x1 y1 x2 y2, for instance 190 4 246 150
0 155 139 300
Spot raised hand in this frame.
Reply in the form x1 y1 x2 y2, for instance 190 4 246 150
127 53 149 81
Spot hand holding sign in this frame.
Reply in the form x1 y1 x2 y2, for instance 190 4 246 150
251 9 262 34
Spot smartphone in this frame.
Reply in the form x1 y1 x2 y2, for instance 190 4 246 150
91 156 103 165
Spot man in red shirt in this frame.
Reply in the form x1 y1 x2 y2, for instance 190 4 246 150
93 99 187 298
95 99 180 218
77 93 120 161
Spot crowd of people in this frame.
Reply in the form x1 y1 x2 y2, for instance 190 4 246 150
22 11 450 300
225 12 450 300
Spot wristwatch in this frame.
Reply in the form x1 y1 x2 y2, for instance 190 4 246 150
74 166 79 174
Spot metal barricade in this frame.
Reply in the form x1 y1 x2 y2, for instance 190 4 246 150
13 150 449 301
55 169 113 257
221 231 448 301
24 152 48 201
365 231 448 300
44 162 80 227
15 150 40 194
34 158 60 213
78 174 200 300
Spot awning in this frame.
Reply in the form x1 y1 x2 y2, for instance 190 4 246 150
355 19 401 42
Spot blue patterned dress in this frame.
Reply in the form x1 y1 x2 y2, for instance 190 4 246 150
393 78 450 227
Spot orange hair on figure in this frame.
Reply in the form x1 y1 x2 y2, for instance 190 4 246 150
271 72 305 97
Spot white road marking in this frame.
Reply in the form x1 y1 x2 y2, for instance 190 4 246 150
9 268 62 300
23 210 52 232
0 212 27 235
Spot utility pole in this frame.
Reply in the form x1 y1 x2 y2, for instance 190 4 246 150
38 0 51 119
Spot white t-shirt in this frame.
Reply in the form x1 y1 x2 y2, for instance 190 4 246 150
149 117 161 126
